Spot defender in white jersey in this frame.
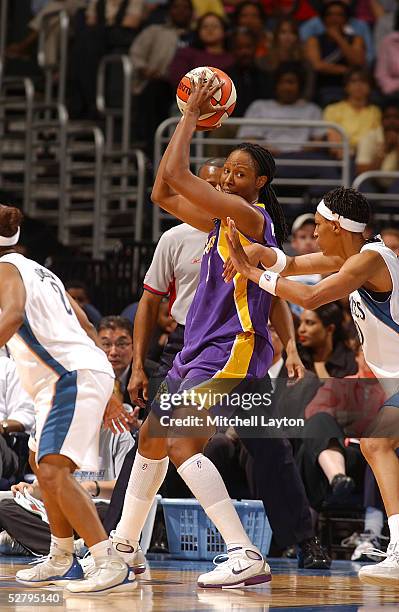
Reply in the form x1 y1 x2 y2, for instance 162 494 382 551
224 187 399 585
0 206 135 595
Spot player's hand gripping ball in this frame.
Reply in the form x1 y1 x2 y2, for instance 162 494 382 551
176 66 236 130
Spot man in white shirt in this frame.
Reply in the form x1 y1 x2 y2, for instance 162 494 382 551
0 356 35 481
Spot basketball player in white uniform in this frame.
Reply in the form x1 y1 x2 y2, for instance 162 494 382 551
0 205 135 595
225 187 399 585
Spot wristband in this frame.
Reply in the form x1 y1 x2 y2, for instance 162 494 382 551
93 480 100 498
262 247 287 273
259 270 280 296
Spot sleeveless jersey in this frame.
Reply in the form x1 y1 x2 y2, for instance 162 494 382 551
177 204 277 379
1 253 113 397
349 241 399 382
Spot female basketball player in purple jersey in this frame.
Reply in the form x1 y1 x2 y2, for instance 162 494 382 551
109 73 289 588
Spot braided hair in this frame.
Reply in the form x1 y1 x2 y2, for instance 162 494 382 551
324 187 370 224
234 143 288 248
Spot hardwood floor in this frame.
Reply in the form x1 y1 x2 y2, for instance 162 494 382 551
0 557 398 611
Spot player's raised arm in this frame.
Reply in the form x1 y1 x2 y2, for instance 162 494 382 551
0 263 26 346
226 218 389 309
270 250 388 309
163 73 265 242
151 120 214 233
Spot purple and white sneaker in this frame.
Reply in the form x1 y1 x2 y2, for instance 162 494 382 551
110 531 146 574
197 545 271 589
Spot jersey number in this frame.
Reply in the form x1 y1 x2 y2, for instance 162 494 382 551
35 267 73 315
354 321 364 346
51 282 73 315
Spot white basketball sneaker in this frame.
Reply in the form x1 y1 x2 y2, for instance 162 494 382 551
110 531 147 574
350 532 389 563
65 556 136 595
197 545 271 589
16 553 83 586
359 541 399 585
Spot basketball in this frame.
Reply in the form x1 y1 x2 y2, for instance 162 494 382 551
176 66 236 129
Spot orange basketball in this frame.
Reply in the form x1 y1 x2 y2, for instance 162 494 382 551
176 66 236 129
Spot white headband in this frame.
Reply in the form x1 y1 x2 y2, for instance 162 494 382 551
0 227 20 246
317 200 366 233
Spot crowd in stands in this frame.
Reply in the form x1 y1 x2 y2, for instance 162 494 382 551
4 0 399 183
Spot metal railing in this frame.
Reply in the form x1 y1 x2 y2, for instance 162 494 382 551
96 54 132 154
0 39 146 256
59 122 104 256
153 116 351 241
37 9 69 107
0 77 34 211
95 54 146 253
353 171 399 223
25 102 68 219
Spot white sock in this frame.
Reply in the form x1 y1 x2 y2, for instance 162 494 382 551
177 453 251 549
50 535 74 556
90 539 116 561
388 514 399 544
115 452 169 544
364 506 384 537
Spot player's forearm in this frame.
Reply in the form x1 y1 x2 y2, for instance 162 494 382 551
256 245 342 276
164 111 197 186
247 265 322 308
152 120 184 204
283 253 343 276
133 295 161 369
274 278 322 309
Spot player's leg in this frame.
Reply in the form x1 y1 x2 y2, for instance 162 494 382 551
16 452 86 587
359 403 399 584
110 412 169 572
167 433 271 588
29 452 134 594
28 450 74 540
37 454 110 547
20 370 135 594
16 450 83 587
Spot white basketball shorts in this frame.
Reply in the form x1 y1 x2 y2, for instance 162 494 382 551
29 369 114 470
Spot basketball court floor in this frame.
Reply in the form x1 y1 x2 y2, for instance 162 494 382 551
0 557 398 611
